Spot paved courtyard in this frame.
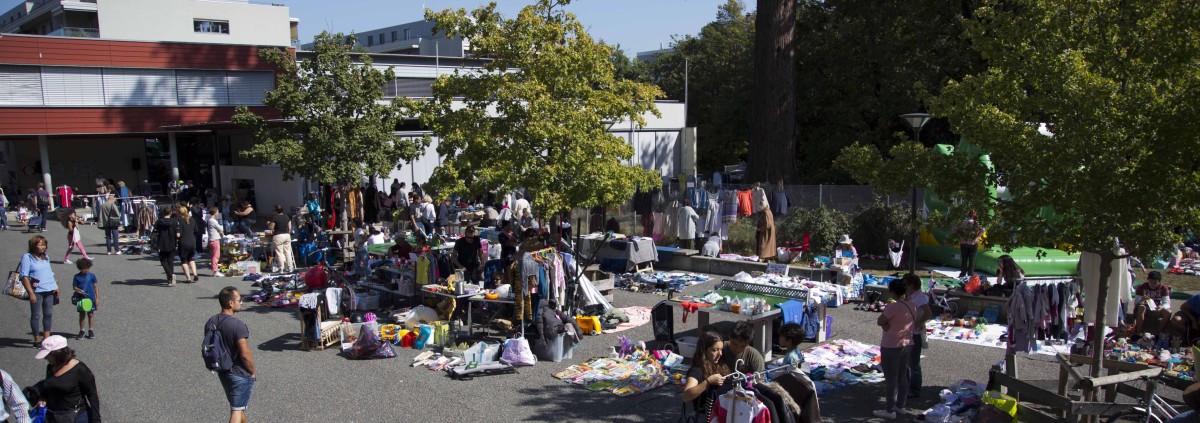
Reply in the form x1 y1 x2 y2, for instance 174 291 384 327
0 220 1073 422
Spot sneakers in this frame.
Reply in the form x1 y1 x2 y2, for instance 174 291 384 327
76 331 86 340
168 277 176 287
873 410 897 420
86 329 95 339
63 259 72 265
115 251 123 255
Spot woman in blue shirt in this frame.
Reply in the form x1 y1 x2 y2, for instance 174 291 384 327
20 235 57 346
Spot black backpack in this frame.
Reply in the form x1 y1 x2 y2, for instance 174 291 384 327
202 315 234 372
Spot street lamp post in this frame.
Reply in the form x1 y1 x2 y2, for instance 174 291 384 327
899 113 932 273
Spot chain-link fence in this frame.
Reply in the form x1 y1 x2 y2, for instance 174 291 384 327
569 184 924 238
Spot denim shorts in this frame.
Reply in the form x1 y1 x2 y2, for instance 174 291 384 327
218 372 255 411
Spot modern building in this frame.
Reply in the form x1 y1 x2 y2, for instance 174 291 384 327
0 0 296 209
1 0 298 46
635 47 673 64
300 19 469 57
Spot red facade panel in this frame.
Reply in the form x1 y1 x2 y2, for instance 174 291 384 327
0 35 288 70
0 107 280 135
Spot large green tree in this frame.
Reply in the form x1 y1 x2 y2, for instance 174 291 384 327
233 32 425 185
401 0 663 215
795 0 983 182
844 0 1200 375
648 0 754 173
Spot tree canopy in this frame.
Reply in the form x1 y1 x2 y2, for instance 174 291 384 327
933 0 1200 257
646 0 754 173
233 32 426 184
401 0 664 215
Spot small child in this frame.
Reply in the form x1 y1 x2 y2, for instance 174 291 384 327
73 258 99 340
16 201 28 225
776 322 807 366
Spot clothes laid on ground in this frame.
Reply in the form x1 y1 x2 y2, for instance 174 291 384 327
603 306 652 334
801 339 885 395
553 356 670 397
927 319 1072 356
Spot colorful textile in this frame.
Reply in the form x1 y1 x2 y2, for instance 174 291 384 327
553 356 670 397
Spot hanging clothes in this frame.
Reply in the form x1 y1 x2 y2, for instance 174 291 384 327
56 185 75 208
736 190 754 217
756 208 777 260
1007 282 1036 354
707 193 726 240
1079 249 1134 327
770 189 789 216
721 190 739 224
710 390 771 423
751 187 768 214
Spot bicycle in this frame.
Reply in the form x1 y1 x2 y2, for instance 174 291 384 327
929 278 961 317
1104 375 1181 423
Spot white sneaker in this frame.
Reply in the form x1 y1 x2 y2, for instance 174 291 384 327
873 410 896 420
63 259 72 265
214 272 225 278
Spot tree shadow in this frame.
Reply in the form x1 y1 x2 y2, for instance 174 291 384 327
511 383 678 422
110 278 168 287
257 332 302 352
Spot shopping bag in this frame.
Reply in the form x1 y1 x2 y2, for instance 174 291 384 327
964 275 983 294
501 337 537 366
981 391 1018 421
4 270 29 300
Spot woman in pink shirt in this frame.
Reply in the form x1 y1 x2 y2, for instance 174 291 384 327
874 279 917 419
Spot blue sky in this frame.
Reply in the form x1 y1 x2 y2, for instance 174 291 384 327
0 0 743 55
288 0 742 54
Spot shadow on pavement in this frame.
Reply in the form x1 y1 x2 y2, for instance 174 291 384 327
513 383 677 422
111 278 168 287
0 336 36 349
258 332 302 352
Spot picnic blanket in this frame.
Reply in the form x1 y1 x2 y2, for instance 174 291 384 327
603 306 651 334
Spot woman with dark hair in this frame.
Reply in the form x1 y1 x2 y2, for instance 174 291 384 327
682 330 730 417
991 254 1024 297
175 204 198 283
154 208 180 286
21 235 58 345
34 335 101 422
232 201 254 237
60 209 91 264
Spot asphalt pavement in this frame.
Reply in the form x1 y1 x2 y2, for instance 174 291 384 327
0 220 1072 422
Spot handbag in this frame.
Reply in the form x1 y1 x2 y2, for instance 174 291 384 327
4 261 29 300
71 292 84 305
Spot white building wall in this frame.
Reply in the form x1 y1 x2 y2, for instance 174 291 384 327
97 0 292 46
218 165 304 215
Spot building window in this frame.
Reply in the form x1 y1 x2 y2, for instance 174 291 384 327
194 19 230 34
404 28 411 40
379 33 385 44
391 31 397 42
367 35 374 46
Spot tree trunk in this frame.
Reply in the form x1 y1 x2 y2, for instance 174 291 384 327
747 0 797 184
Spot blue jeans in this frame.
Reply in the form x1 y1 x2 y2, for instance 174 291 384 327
217 372 255 411
1168 410 1200 423
104 227 119 252
30 291 54 336
236 219 253 237
910 333 923 394
0 206 7 229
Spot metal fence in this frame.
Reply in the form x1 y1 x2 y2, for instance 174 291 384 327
569 184 924 236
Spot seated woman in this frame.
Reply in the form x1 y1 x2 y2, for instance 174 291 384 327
682 330 729 418
834 234 858 267
986 254 1022 297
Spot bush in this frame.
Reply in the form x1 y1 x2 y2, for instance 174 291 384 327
850 202 913 256
778 206 851 258
723 219 759 256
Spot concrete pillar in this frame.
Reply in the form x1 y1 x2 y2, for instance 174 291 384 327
38 135 53 209
168 132 179 184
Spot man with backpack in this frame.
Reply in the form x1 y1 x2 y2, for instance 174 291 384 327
31 183 50 232
204 287 256 423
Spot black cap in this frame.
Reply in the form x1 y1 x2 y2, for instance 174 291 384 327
1148 270 1162 281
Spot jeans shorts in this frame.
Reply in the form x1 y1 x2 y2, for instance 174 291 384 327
218 372 255 411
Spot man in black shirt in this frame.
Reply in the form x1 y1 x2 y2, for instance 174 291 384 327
208 286 255 423
453 225 484 283
267 205 295 273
